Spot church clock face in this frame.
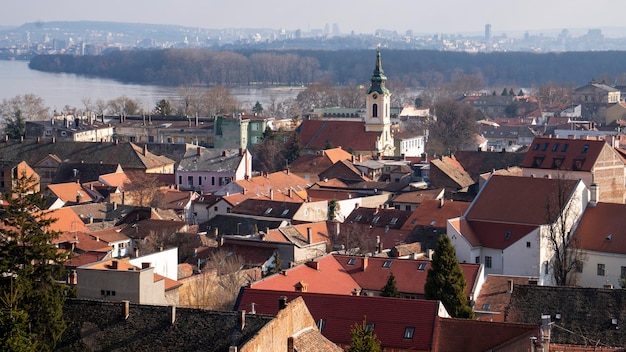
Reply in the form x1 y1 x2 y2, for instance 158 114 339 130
372 93 378 99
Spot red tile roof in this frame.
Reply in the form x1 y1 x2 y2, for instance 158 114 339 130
335 255 480 297
571 202 626 254
47 182 96 203
474 275 538 322
235 288 441 351
298 120 383 152
466 221 539 250
520 137 608 172
250 255 359 294
432 317 538 351
466 175 579 226
401 199 470 231
391 189 444 205
40 207 91 233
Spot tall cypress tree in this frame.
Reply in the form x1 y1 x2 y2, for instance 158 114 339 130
424 235 474 318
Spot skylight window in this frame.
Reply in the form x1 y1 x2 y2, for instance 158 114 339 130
404 327 415 339
264 207 273 214
382 261 392 268
372 216 380 223
317 319 326 332
482 303 491 310
562 144 569 152
281 209 289 216
347 258 357 265
355 214 363 221
505 231 511 240
582 144 589 153
552 143 560 152
390 217 398 224
366 323 375 332
418 263 427 270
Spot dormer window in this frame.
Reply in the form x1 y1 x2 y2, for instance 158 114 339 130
552 157 564 169
573 158 585 171
533 156 545 167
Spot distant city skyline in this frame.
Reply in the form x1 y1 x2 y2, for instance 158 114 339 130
3 0 626 36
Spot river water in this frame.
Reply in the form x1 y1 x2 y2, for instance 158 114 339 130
0 60 303 113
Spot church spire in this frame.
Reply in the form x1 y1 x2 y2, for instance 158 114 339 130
368 46 389 95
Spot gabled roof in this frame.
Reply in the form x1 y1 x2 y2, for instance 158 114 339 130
231 170 311 199
159 189 196 211
464 221 538 249
0 140 173 171
200 214 284 235
474 274 539 322
235 288 441 351
466 175 580 226
54 231 113 252
52 162 122 183
289 147 353 176
297 120 382 152
250 255 359 294
40 207 91 233
430 157 475 189
571 202 626 255
335 255 480 297
99 172 131 189
336 223 411 252
433 317 538 352
345 207 412 229
454 150 526 180
520 137 611 171
319 159 370 182
47 182 96 203
266 222 331 247
391 189 444 205
230 199 303 219
177 147 246 173
401 199 470 230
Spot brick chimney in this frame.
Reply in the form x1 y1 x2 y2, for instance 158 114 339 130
362 257 368 271
307 227 312 244
197 147 201 156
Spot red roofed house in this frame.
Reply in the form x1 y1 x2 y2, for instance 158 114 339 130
521 137 625 203
569 202 626 288
45 181 101 209
289 147 354 182
448 174 588 285
236 288 539 351
250 254 483 302
297 48 395 157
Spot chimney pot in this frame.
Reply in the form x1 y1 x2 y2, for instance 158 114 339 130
279 296 287 310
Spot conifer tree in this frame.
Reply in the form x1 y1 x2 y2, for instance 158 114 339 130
349 317 381 352
380 272 401 298
0 173 69 350
424 235 474 318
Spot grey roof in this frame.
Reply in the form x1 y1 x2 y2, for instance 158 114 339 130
507 284 626 347
0 139 173 171
177 148 244 173
52 162 121 183
58 299 274 352
200 214 285 235
230 199 302 219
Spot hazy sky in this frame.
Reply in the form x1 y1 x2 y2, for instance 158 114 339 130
3 0 626 36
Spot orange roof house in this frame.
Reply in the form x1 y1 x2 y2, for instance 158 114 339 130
46 181 100 209
447 174 588 285
289 147 354 182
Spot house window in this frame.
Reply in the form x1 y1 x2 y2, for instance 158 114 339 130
187 176 193 186
251 123 259 131
198 177 202 186
561 144 569 152
347 258 357 265
281 209 289 216
526 242 531 248
365 323 375 332
372 216 380 223
405 205 411 211
354 215 363 221
390 217 398 225
178 175 182 184
265 207 273 214
582 144 589 153
552 143 560 151
382 261 392 268
475 256 480 264
214 206 218 211
482 303 491 310
372 103 378 118
403 327 415 339
533 143 540 150
485 256 492 268
621 266 626 279
226 207 231 213
541 142 549 151
211 177 215 186
598 263 606 276
533 156 545 167
418 263 427 270
317 319 326 333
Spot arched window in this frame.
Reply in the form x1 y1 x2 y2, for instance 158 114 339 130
372 103 378 117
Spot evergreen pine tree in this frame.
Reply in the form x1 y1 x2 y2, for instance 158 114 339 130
424 236 475 319
0 173 69 350
380 272 401 298
349 317 381 352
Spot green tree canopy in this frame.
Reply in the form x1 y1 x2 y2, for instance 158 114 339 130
380 272 401 298
0 173 69 350
252 101 264 115
154 99 173 116
424 235 474 319
349 317 381 352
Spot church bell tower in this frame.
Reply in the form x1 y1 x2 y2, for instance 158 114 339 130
365 47 394 155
